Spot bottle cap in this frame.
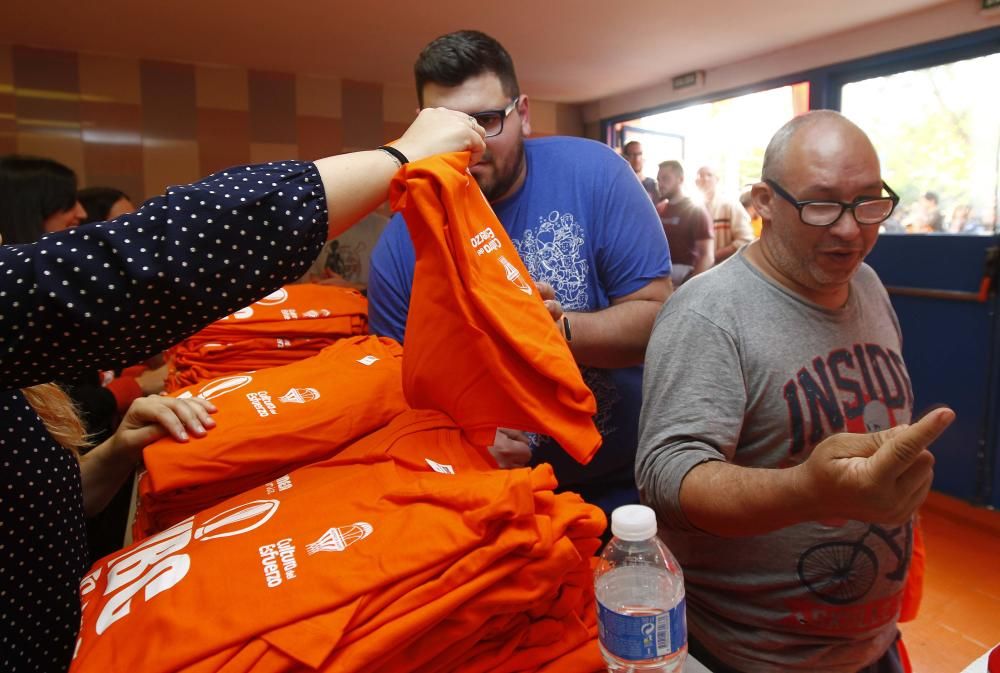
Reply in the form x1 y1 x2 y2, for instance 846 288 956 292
610 504 658 541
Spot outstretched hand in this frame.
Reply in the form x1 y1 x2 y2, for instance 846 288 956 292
798 407 955 525
393 107 487 167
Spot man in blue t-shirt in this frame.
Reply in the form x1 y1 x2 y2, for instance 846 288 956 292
368 29 672 516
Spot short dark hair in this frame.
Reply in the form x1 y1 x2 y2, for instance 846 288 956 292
658 160 683 179
0 155 78 244
78 186 130 224
414 30 520 107
923 191 939 204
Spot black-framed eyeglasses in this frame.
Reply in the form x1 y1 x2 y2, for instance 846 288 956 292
471 97 519 138
764 178 900 227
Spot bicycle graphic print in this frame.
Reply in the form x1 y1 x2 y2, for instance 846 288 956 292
797 523 912 605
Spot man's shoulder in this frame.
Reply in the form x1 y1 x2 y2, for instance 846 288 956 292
526 136 621 164
853 262 891 298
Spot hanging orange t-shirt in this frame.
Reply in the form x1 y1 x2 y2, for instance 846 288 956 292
390 152 600 461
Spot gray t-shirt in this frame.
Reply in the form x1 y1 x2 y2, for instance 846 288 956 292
637 250 914 673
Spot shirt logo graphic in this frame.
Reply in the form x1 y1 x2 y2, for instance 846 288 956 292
306 522 373 554
279 387 321 404
357 355 379 366
193 499 280 541
179 374 253 401
498 256 533 295
255 288 289 306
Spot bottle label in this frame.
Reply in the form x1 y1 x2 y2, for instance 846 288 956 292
597 597 687 661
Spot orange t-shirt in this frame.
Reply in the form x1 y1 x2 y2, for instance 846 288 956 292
194 284 368 337
72 452 598 673
166 284 368 391
136 336 407 536
390 152 601 461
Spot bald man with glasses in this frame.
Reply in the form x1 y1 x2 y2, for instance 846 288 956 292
637 110 953 673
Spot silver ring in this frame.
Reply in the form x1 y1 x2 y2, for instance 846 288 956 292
468 115 477 126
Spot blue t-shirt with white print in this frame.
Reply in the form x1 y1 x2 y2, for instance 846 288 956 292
367 135 670 513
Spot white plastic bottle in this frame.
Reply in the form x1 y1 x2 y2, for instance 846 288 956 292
595 504 687 672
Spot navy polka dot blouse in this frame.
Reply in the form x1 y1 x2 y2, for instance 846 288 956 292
0 161 328 672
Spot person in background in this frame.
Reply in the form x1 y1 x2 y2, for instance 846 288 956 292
657 160 713 285
638 110 952 673
921 191 944 232
902 191 945 233
0 107 485 672
740 189 763 238
367 29 671 519
0 155 87 240
78 185 137 224
623 140 659 203
696 164 754 263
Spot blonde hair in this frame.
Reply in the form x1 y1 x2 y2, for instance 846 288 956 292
21 383 91 455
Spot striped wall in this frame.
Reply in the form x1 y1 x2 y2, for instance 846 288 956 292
0 44 583 202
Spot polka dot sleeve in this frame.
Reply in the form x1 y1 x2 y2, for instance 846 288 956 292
0 161 328 389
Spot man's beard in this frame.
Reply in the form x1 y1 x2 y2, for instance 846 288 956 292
477 141 526 203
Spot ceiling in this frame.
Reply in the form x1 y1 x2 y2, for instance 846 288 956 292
0 0 950 103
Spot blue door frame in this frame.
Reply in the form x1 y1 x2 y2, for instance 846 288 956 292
865 235 1000 507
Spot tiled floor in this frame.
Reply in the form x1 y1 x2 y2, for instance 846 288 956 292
900 491 1000 673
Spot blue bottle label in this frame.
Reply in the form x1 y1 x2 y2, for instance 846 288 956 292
597 597 687 660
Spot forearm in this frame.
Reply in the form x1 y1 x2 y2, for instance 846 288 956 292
565 298 663 368
78 439 139 517
692 243 714 276
678 460 816 537
315 150 402 239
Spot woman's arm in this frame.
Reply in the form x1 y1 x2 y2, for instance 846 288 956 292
0 108 484 389
79 395 217 516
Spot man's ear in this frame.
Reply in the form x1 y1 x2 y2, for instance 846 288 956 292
752 182 775 221
517 95 531 137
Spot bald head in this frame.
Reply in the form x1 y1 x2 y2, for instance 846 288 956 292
750 110 885 309
761 110 878 184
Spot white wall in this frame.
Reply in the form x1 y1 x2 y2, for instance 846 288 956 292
584 0 1000 124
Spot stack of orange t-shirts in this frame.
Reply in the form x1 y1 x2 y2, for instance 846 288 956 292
73 152 607 673
165 284 369 392
71 428 605 673
135 335 407 538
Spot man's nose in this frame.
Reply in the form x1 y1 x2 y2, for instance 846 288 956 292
828 207 863 239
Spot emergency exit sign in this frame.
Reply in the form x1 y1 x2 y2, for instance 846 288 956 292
672 71 705 90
